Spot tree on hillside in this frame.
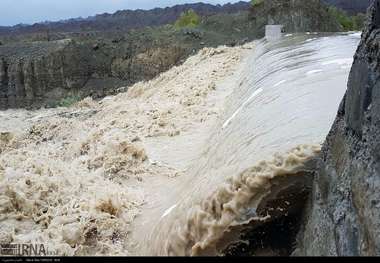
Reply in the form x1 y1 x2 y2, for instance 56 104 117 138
174 9 201 29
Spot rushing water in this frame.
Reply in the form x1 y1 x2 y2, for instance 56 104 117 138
132 33 361 256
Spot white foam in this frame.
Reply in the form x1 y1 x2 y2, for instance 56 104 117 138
161 204 178 219
349 32 362 38
322 58 353 66
305 38 317 42
274 80 287 87
306 69 323 75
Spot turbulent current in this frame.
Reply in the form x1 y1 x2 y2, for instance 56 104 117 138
134 33 361 256
0 33 360 256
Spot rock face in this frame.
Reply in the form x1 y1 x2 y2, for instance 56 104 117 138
296 0 380 256
0 40 71 108
0 36 189 109
0 40 127 109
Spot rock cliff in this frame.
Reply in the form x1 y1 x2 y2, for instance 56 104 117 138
296 0 380 256
0 40 127 109
0 33 191 109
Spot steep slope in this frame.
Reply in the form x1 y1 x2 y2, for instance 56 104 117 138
296 0 380 256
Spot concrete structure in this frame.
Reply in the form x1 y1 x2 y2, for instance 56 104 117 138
265 25 284 41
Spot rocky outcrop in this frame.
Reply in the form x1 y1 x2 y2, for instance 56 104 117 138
0 40 70 108
296 0 380 256
0 40 118 108
0 36 190 109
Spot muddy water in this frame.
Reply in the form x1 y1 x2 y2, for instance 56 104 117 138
0 33 360 256
132 33 361 256
0 44 248 256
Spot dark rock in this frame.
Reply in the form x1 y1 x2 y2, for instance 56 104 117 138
296 0 380 256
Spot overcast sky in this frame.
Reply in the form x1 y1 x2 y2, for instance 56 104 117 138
0 0 245 26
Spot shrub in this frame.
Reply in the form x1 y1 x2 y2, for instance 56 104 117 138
251 0 264 7
175 9 201 29
328 6 365 31
56 95 81 107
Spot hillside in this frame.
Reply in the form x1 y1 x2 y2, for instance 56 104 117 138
324 0 372 14
0 0 372 38
0 2 251 37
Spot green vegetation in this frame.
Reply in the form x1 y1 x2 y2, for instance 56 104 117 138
58 95 81 107
328 6 366 31
55 95 81 107
251 0 264 7
174 9 201 29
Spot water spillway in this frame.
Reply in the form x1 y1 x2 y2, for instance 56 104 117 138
0 32 361 256
135 33 361 256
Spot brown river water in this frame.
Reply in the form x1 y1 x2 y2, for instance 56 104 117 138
0 32 360 256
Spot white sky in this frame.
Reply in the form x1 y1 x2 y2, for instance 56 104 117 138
0 0 245 26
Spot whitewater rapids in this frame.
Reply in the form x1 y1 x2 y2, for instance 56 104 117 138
0 33 360 256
